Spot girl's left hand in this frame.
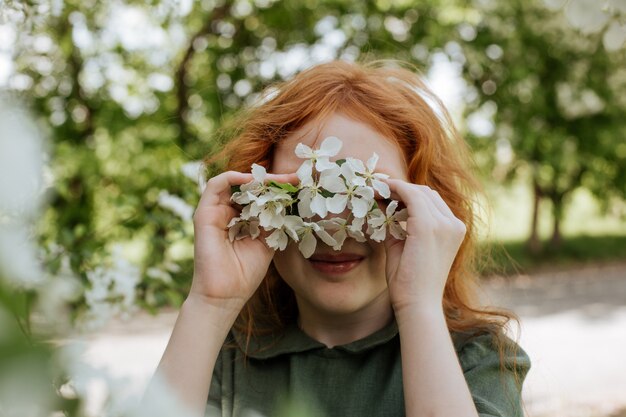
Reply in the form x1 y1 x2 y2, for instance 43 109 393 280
381 178 467 314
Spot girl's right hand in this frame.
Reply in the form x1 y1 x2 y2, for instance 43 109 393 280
188 170 298 310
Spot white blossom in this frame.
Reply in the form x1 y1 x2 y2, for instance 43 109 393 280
247 190 293 228
293 220 338 258
265 215 303 251
346 153 391 199
157 190 194 221
231 163 270 204
33 255 82 330
296 163 339 218
81 244 141 331
146 266 174 284
295 135 342 172
0 222 45 288
336 162 376 218
0 101 47 217
181 161 208 193
318 216 367 250
367 200 408 242
227 216 261 241
227 137 407 253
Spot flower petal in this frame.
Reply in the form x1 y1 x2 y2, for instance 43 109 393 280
251 163 267 183
240 204 252 219
352 176 367 187
367 208 386 227
355 185 374 200
346 157 365 174
331 229 347 250
350 197 370 218
386 200 399 217
366 153 379 172
315 157 338 172
266 229 287 251
269 210 285 228
295 143 312 159
227 216 241 228
298 232 317 258
310 194 328 218
228 220 242 241
297 191 314 218
340 162 357 182
297 160 313 184
231 191 251 205
259 208 274 228
326 193 348 214
249 221 260 239
318 219 339 231
349 216 365 232
372 179 391 199
315 228 338 247
320 172 346 193
370 226 387 242
319 136 342 157
349 229 367 242
394 208 408 222
283 215 303 241
247 200 262 217
389 222 407 240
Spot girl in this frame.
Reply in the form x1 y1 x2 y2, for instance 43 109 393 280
146 60 530 417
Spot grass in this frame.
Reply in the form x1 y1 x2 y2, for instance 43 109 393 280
477 234 626 277
474 174 626 277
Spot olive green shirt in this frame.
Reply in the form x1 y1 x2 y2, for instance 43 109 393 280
206 320 530 417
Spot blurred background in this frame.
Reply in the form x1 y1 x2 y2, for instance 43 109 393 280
0 0 625 416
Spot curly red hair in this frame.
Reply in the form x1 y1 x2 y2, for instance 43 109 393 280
205 60 516 355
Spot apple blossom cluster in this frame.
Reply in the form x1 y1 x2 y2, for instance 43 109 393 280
227 136 408 258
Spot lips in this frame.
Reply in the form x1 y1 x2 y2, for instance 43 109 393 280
308 253 365 275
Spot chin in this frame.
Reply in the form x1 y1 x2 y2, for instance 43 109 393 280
304 284 387 316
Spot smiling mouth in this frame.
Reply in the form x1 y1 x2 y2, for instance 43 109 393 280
308 254 365 275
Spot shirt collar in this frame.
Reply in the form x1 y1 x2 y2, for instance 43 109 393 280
233 319 400 359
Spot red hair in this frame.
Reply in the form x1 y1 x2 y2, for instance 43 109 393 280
206 60 516 355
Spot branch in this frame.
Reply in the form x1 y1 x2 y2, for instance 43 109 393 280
175 4 231 148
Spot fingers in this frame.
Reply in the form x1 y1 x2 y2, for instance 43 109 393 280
195 170 301 232
421 187 456 219
199 171 254 210
199 171 299 210
383 178 465 231
383 178 439 227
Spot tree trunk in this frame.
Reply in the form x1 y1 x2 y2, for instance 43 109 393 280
526 178 543 254
550 193 565 249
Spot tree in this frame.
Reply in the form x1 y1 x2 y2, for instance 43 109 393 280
458 0 626 253
6 0 452 319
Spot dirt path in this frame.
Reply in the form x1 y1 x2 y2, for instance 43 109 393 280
77 260 626 417
482 260 626 417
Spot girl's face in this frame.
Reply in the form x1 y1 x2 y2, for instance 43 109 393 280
271 112 409 318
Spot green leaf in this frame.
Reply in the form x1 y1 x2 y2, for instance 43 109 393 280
335 158 346 166
231 185 241 194
267 180 299 193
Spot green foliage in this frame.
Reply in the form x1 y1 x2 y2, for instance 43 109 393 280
9 0 451 314
268 180 300 193
5 0 624 317
457 0 626 242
